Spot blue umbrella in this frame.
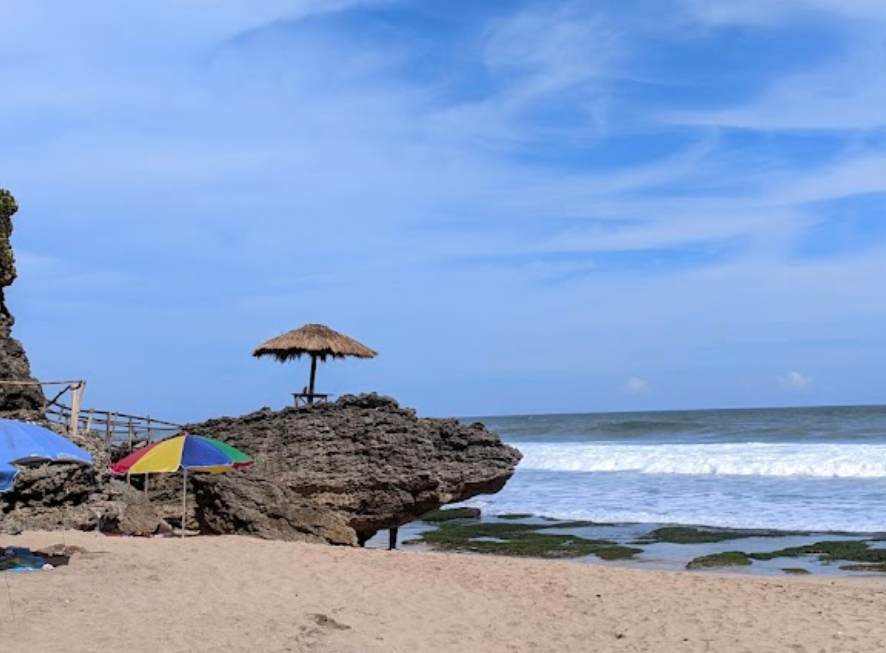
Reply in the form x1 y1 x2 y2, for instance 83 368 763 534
0 462 18 494
0 419 93 492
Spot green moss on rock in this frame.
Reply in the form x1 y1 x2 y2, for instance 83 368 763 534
594 545 643 561
750 540 886 564
645 527 752 544
0 187 18 286
839 563 886 573
420 507 482 522
414 521 642 560
643 526 792 545
686 551 753 569
539 520 602 529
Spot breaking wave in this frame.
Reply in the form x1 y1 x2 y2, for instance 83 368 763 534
517 442 886 478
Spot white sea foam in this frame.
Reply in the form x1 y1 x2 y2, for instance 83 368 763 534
517 442 886 478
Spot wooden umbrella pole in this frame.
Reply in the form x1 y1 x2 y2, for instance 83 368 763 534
308 355 318 402
181 468 187 539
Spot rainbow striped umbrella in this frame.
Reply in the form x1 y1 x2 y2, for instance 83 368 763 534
111 434 252 475
110 434 253 536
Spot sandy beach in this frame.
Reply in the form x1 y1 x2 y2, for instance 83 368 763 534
2 531 884 653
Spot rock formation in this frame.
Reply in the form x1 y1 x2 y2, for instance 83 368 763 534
188 393 522 545
2 395 522 543
0 186 45 417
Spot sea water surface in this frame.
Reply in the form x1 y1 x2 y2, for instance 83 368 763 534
461 405 886 534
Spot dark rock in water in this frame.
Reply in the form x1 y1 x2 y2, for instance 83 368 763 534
420 507 482 522
686 551 753 569
0 187 45 417
186 394 522 545
410 520 642 560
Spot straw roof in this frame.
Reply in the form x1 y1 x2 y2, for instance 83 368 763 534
252 324 377 363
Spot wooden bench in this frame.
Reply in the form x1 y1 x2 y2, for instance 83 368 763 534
293 393 330 407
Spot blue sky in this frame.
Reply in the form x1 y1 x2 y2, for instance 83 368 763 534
2 0 886 422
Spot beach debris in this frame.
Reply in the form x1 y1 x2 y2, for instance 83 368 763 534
311 613 351 631
0 544 73 572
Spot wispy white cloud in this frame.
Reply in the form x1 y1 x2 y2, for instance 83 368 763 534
679 0 886 27
623 377 653 395
669 42 886 131
482 3 624 103
778 371 813 391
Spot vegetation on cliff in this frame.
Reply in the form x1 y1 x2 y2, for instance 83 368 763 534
1 186 18 289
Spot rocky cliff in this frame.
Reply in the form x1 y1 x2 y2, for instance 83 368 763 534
0 186 45 417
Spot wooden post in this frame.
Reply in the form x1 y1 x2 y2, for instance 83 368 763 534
68 381 84 437
181 469 188 538
86 409 94 434
308 355 318 403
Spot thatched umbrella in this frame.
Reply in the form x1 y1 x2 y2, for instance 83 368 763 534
252 324 377 400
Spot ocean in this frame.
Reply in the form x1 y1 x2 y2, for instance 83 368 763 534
462 405 886 534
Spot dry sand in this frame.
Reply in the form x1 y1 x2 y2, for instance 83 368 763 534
2 530 885 653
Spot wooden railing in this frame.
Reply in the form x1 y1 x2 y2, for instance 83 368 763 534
46 402 181 448
0 378 181 448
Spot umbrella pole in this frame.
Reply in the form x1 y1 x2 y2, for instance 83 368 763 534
308 355 318 403
181 469 187 539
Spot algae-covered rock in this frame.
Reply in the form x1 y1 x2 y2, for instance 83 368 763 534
420 507 482 522
645 526 791 545
412 521 642 560
750 540 886 564
686 551 753 569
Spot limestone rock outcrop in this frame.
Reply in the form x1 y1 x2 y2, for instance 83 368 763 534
0 186 45 417
187 393 522 544
2 394 522 543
